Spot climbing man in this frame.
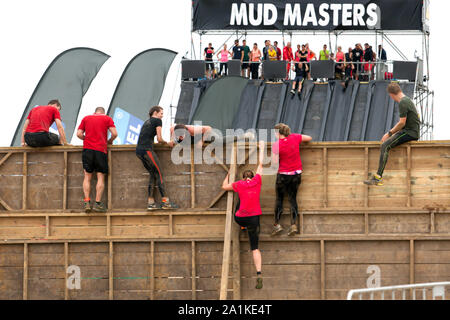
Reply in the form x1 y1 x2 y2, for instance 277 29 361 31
77 107 117 213
364 83 420 186
222 140 266 290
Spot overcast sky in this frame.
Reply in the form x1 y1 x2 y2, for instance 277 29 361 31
0 0 447 146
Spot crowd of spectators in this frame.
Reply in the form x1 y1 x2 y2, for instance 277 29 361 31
203 39 388 82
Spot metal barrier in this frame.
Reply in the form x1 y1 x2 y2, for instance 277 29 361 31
347 282 450 300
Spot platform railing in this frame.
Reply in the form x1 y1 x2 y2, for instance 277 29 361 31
347 282 450 300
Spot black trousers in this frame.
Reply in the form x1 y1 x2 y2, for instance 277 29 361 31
377 131 417 177
275 173 301 225
136 149 166 198
24 132 60 147
219 63 228 75
250 62 259 79
234 215 260 250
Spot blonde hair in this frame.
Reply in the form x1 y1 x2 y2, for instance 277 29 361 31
274 123 291 137
387 83 402 95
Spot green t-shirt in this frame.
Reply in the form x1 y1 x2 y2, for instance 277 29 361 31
319 50 329 60
242 45 250 61
399 96 420 139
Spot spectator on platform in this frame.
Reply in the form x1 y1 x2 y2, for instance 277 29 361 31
241 39 251 78
268 45 278 61
222 140 266 290
299 44 308 62
77 107 117 213
305 43 316 80
283 42 294 80
232 39 243 61
272 123 312 236
319 44 330 61
262 40 270 61
204 43 215 79
352 43 364 80
295 44 301 62
21 99 69 147
378 45 387 61
274 41 282 60
217 44 232 76
343 47 353 91
363 43 374 81
336 46 345 63
250 43 262 80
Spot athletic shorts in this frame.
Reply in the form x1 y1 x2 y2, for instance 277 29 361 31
24 132 60 147
82 149 108 174
294 76 304 83
234 215 260 250
241 61 249 69
205 62 214 70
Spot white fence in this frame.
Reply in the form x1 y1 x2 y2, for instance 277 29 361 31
347 282 450 300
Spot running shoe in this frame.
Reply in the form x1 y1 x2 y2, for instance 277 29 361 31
83 201 91 213
256 277 263 289
161 200 179 210
288 224 298 236
290 89 295 95
147 203 161 211
92 201 107 213
364 174 384 186
271 224 284 236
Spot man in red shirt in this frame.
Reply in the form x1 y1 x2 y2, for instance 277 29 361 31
274 41 282 60
21 99 69 147
283 42 294 80
272 123 312 236
77 107 118 213
222 141 265 290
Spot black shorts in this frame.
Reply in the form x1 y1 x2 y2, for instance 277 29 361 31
205 61 214 70
241 61 249 69
234 215 260 250
24 132 60 147
82 149 108 174
294 76 304 83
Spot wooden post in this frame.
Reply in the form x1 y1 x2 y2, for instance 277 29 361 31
150 241 155 300
322 148 328 208
64 242 69 300
300 211 304 235
365 213 369 235
410 240 415 285
45 216 50 238
63 151 68 210
106 215 111 237
22 152 27 211
0 152 12 167
190 145 196 208
232 223 241 300
191 241 196 300
320 240 325 300
109 241 113 300
407 146 412 207
169 214 173 236
364 147 369 208
430 212 435 234
23 243 28 300
219 144 237 300
108 150 112 210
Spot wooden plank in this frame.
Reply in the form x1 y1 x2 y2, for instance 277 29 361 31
0 152 12 168
169 214 173 236
109 241 113 300
23 243 28 300
410 239 415 285
407 146 412 207
430 212 435 234
22 152 27 211
364 147 369 207
0 198 13 211
46 216 50 238
191 241 196 300
232 223 241 300
365 212 369 235
108 150 112 210
323 148 328 208
191 145 195 208
64 242 68 300
63 152 68 210
208 190 227 209
150 241 155 300
107 215 111 237
219 144 236 300
320 240 325 300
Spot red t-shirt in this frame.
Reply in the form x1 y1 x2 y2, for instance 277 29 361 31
26 105 61 133
232 174 262 218
78 114 115 154
272 133 303 173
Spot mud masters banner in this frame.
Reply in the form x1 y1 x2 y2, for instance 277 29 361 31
192 0 424 31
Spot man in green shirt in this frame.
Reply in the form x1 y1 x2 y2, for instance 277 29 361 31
319 44 330 60
241 39 251 78
365 83 420 186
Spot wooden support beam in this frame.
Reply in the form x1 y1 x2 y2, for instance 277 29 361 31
150 241 155 300
299 211 304 235
0 152 12 167
320 240 325 300
22 152 27 210
169 214 173 236
23 243 28 300
64 242 69 300
323 148 328 208
0 198 13 211
365 212 369 235
407 146 412 207
219 144 237 300
109 241 113 300
190 145 196 208
212 153 229 172
63 152 68 210
108 150 112 210
191 241 197 300
208 190 227 209
232 223 241 300
430 212 435 234
410 239 415 285
106 215 111 237
45 216 50 238
364 147 369 208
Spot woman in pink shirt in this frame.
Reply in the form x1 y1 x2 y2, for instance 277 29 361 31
222 141 265 289
271 123 312 236
249 43 261 80
217 44 232 76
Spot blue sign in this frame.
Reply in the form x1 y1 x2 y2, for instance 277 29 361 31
112 107 144 145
